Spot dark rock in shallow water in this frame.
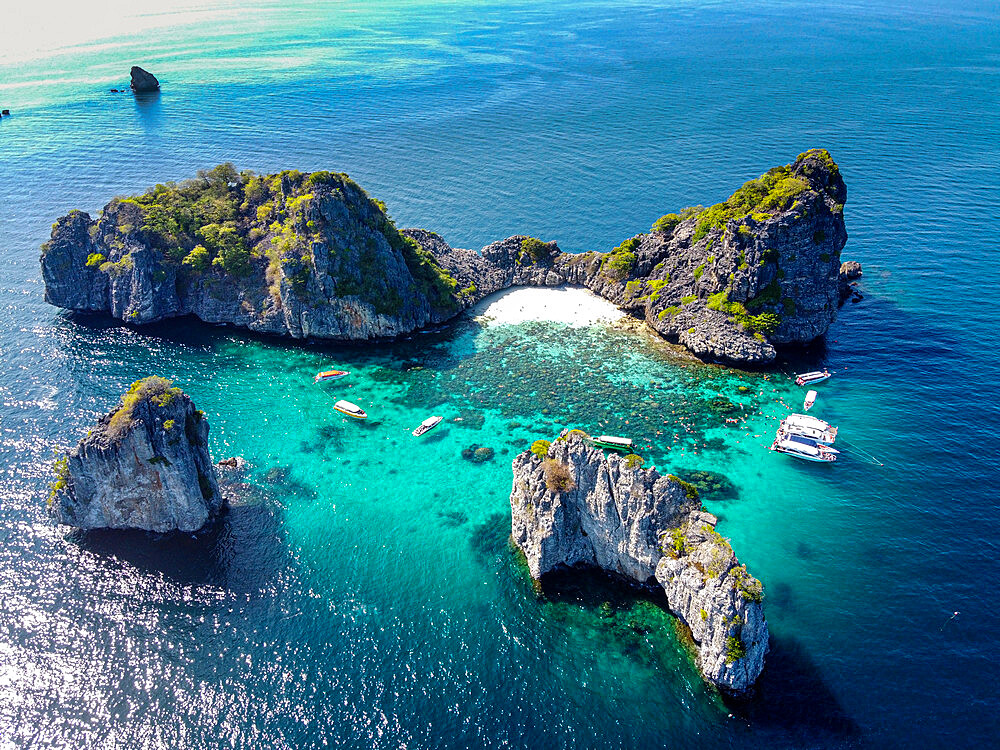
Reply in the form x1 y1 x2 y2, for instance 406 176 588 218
510 430 767 695
50 377 224 533
40 150 859 366
461 444 495 463
676 469 739 501
838 260 863 301
129 66 160 92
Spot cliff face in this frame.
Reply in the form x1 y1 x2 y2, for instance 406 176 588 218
42 166 467 341
50 377 224 533
41 151 850 365
510 431 767 695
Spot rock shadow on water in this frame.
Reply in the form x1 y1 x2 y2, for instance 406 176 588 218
725 634 861 745
469 512 510 562
65 487 289 594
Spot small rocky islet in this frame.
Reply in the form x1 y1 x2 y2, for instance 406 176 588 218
40 148 858 366
510 430 766 695
49 376 225 533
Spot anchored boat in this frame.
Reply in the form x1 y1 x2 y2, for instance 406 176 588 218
315 369 349 383
588 435 633 451
780 413 838 444
795 370 831 386
334 400 367 419
413 415 443 436
771 434 837 462
804 389 818 411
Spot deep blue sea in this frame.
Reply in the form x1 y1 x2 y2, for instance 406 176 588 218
2 1 999 747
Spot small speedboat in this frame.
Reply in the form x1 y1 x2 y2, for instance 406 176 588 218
315 369 349 383
588 435 633 451
334 400 367 419
804 390 818 411
771 434 837 462
795 370 831 386
413 415 443 436
780 413 837 444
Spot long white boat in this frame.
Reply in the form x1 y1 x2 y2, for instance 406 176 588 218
334 400 368 420
771 434 837 462
795 370 831 386
780 413 837 444
588 435 633 451
412 415 443 436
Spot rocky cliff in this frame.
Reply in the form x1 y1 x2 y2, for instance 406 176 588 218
41 150 852 365
49 377 225 533
510 431 767 695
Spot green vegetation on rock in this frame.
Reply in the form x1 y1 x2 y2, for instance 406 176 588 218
725 636 747 663
650 206 701 234
108 376 182 439
103 162 462 314
48 454 69 506
530 439 551 459
707 291 780 335
691 163 812 242
603 237 639 280
519 237 551 265
667 474 700 501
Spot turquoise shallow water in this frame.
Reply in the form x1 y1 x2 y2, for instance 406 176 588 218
2 1 1000 747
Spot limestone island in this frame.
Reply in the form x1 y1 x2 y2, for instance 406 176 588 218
511 430 767 695
49 376 225 533
41 149 854 366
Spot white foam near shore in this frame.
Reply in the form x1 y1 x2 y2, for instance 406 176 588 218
472 286 625 327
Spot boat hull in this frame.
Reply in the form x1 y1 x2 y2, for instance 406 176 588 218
315 370 349 382
770 446 836 462
795 372 830 386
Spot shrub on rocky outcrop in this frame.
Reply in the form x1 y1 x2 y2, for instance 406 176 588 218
108 376 182 439
519 237 551 265
725 636 747 664
543 458 575 493
624 453 644 468
530 439 552 458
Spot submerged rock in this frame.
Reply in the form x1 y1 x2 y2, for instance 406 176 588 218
40 150 857 366
129 66 160 92
49 377 224 533
838 260 864 302
509 430 767 695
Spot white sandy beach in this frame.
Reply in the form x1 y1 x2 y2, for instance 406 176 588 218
471 286 625 327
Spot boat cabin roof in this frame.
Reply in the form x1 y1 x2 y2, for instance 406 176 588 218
596 435 632 445
784 413 831 430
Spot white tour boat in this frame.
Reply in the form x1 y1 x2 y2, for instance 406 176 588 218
795 370 831 386
771 434 837 462
804 389 817 411
412 415 443 436
780 413 838 444
334 400 368 420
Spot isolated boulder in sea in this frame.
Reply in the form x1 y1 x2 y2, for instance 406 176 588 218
49 376 225 533
509 430 767 695
838 260 863 301
130 66 160 92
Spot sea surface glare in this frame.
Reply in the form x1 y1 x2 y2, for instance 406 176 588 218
1 1 998 747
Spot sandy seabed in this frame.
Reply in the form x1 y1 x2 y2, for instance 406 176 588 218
472 286 624 327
